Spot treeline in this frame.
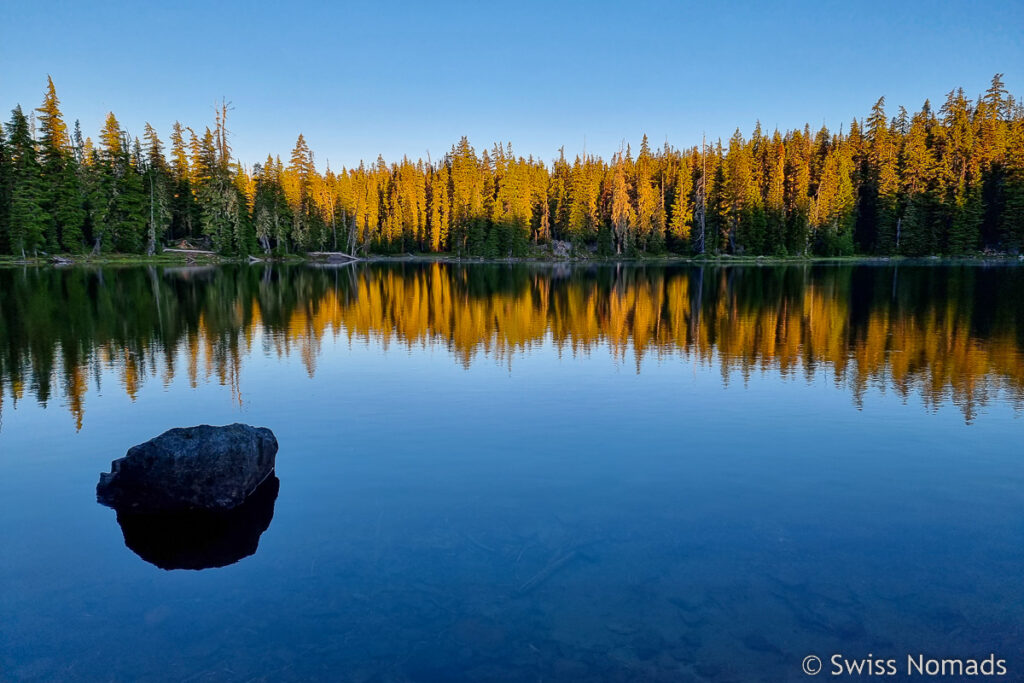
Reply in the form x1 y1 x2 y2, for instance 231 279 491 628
1 75 1023 258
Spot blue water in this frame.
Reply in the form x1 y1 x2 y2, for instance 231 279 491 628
1 263 1022 681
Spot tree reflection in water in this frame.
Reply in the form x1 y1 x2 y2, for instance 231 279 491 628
1 262 1021 428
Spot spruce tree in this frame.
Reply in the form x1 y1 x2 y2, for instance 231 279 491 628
142 123 172 254
784 127 813 254
668 163 693 252
610 156 633 254
1001 118 1024 251
765 133 786 254
899 106 941 255
168 122 195 241
35 77 85 252
723 129 756 253
6 106 47 257
634 134 657 249
0 122 10 253
92 113 146 252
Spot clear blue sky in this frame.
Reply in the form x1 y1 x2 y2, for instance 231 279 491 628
2 0 1020 170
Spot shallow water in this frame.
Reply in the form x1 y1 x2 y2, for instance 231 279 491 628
1 262 1022 681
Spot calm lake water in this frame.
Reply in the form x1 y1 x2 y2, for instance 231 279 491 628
1 262 1022 682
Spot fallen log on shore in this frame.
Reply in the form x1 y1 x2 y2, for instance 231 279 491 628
307 251 360 262
163 247 218 256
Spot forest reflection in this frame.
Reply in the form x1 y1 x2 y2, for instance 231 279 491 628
1 262 1022 429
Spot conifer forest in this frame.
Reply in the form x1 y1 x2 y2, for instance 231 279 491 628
2 75 1023 260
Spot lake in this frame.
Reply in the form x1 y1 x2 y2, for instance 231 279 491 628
1 262 1022 682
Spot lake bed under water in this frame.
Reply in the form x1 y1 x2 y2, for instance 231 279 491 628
1 262 1022 681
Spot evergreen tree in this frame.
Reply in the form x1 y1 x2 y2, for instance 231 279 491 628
1001 118 1024 250
610 154 633 254
942 89 982 253
92 113 146 252
865 97 903 253
450 137 482 254
35 77 85 252
2 74 1023 259
142 123 172 254
6 106 47 256
723 129 757 253
811 138 856 255
200 113 245 254
0 122 10 253
168 121 196 241
899 105 941 255
667 162 693 252
428 165 450 252
705 142 728 253
634 134 657 249
765 132 786 254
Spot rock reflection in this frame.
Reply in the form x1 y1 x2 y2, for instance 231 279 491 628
110 475 279 570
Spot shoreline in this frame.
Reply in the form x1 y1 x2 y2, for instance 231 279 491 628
1 251 1022 268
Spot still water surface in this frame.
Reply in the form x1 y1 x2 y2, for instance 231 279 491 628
1 263 1022 681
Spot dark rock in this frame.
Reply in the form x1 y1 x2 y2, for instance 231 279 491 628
114 474 279 570
97 424 278 512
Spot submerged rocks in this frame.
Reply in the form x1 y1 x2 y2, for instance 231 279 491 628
97 424 278 513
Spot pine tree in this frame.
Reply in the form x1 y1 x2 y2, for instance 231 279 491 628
941 89 982 253
865 97 903 253
168 122 195 241
6 106 47 256
533 161 551 244
1001 118 1024 250
667 162 692 251
0 122 10 253
549 147 570 239
428 165 450 252
450 137 482 253
899 105 941 255
35 77 85 252
610 154 633 254
92 113 146 252
142 123 172 254
781 127 811 253
200 113 245 254
253 155 292 253
765 132 786 254
811 138 856 255
705 141 727 253
634 134 657 249
723 129 756 253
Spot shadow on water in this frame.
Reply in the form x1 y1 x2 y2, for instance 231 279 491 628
108 474 279 570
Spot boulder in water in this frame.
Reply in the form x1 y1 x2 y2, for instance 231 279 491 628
97 424 278 513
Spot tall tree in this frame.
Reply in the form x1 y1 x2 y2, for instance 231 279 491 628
667 160 692 251
610 153 633 254
0 122 10 254
1001 117 1024 250
35 77 85 252
898 104 941 255
142 123 171 254
6 106 47 257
